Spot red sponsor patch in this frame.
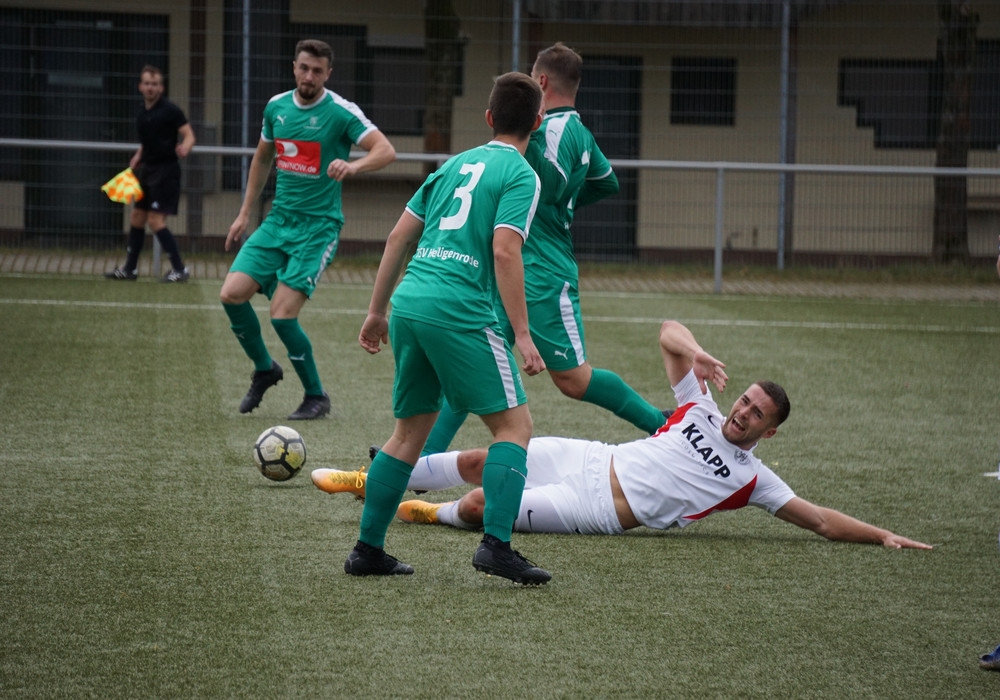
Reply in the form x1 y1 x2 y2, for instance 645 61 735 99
274 139 321 175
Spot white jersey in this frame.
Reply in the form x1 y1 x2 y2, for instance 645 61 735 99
611 370 796 530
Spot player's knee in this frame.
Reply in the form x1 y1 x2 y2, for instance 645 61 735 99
457 449 487 484
220 273 257 305
219 285 241 305
458 490 485 523
551 371 589 400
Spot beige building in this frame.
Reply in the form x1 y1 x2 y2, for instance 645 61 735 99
1 0 998 263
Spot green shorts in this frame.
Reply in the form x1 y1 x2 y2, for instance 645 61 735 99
524 278 586 372
229 211 341 299
389 314 528 419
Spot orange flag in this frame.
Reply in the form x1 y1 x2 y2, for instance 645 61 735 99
101 168 144 204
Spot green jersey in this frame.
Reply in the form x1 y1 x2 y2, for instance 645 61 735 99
522 107 618 287
261 88 378 224
391 141 541 332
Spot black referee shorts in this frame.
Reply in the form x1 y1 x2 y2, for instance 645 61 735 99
134 161 182 215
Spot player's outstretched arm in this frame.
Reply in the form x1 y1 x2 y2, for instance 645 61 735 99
775 497 933 549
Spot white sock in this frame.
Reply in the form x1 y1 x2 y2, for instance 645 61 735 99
436 500 479 531
408 451 464 491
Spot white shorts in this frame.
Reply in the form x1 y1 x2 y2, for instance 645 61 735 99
513 437 625 535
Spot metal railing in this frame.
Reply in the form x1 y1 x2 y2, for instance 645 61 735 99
3 137 999 291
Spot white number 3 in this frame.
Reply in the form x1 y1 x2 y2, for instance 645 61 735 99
439 162 486 230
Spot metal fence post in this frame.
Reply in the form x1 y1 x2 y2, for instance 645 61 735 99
714 167 725 294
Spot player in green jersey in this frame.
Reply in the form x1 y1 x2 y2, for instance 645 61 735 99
344 72 552 585
220 39 396 420
418 43 666 456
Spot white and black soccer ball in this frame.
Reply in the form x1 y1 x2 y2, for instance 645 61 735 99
253 425 307 482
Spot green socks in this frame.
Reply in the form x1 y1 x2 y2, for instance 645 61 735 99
421 399 469 456
222 308 323 395
223 302 272 372
271 318 323 396
480 441 528 542
582 368 665 434
359 452 414 548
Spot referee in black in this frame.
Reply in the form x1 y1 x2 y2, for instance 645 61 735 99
106 65 195 282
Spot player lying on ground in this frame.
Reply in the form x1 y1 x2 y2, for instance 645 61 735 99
313 320 932 549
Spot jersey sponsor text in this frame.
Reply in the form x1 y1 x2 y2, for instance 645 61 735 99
275 139 322 176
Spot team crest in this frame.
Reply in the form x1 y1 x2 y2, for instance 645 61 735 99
733 448 750 465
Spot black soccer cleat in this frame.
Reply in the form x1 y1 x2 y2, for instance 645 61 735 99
344 540 414 577
288 392 331 420
104 266 137 281
472 534 551 585
239 360 283 414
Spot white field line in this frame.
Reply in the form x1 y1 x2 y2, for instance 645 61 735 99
2 297 998 334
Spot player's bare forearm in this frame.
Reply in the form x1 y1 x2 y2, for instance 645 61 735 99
776 499 933 549
825 515 933 549
493 231 530 339
237 140 276 216
359 212 421 353
225 155 272 252
659 320 727 391
330 131 396 181
368 212 422 315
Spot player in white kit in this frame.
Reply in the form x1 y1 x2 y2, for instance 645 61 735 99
313 320 932 550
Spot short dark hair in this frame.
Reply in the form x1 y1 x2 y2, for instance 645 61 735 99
488 72 542 139
295 39 334 65
140 65 163 80
533 42 583 93
756 380 791 427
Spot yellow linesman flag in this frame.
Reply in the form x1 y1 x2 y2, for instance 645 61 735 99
101 168 143 204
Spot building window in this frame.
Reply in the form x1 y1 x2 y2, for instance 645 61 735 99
670 57 736 126
838 59 937 148
369 47 425 136
838 40 1000 150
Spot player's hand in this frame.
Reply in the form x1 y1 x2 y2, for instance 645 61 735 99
882 534 933 550
175 143 191 159
327 158 356 182
225 214 249 252
359 313 389 355
693 350 727 394
515 335 545 376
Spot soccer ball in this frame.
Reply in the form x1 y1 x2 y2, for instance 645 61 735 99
253 425 307 482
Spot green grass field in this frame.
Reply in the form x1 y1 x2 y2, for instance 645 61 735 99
1 271 999 698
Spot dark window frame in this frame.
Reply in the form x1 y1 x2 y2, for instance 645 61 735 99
669 56 737 127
